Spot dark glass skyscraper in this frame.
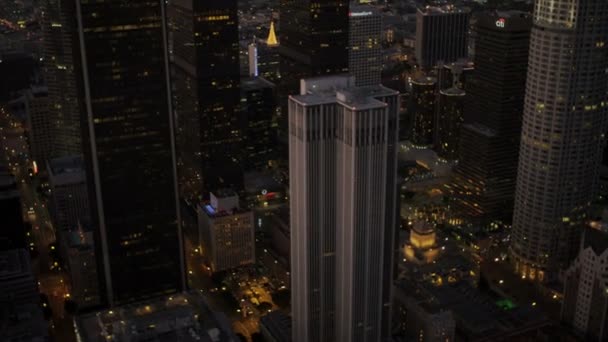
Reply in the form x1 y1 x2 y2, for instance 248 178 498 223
415 5 470 69
278 0 350 150
75 0 184 306
450 12 531 226
169 0 242 196
41 0 83 158
280 0 349 78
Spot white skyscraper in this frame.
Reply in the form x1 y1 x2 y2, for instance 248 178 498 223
289 75 399 342
510 0 608 282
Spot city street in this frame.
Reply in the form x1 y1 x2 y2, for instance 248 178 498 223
0 107 75 342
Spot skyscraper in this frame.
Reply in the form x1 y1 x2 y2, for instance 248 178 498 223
24 86 51 170
280 0 349 78
75 0 185 305
450 11 531 225
415 5 470 69
289 76 398 342
40 0 83 157
169 0 242 196
241 77 277 171
278 0 350 152
409 76 436 146
349 5 382 86
510 0 608 282
248 22 281 83
434 87 465 161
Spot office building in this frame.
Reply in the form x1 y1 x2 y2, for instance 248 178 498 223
24 85 51 170
0 249 48 342
75 293 239 342
0 165 25 251
289 76 399 341
169 0 242 195
450 11 531 226
435 61 474 91
434 87 465 160
409 76 436 146
510 1 608 282
40 0 83 157
47 155 89 232
241 77 277 171
249 21 281 83
58 221 100 310
260 311 292 342
280 0 349 79
278 0 350 151
198 190 255 272
393 286 456 342
76 0 185 305
0 249 38 306
415 5 470 69
562 228 608 341
349 5 382 86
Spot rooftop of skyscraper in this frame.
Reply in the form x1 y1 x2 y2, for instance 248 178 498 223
418 4 470 15
48 155 85 186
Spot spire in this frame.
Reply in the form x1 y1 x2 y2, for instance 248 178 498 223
266 21 278 46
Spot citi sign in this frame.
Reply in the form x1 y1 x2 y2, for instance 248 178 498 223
496 18 506 28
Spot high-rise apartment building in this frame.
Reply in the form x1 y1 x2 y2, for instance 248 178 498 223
289 76 399 342
450 11 531 225
349 5 382 86
415 5 470 69
510 0 608 282
169 0 242 196
75 0 185 305
562 228 608 341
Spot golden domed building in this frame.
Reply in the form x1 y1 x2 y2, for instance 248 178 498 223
404 221 440 264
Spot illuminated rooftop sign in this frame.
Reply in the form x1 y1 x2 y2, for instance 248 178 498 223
349 11 373 17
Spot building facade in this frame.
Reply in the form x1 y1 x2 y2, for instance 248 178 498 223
241 77 278 171
450 11 532 226
75 0 185 306
0 164 25 251
562 228 608 341
25 86 52 171
289 76 399 342
415 5 470 69
510 0 608 282
434 87 465 161
349 5 382 86
47 155 89 233
409 76 436 146
169 0 242 196
198 190 255 272
41 0 83 158
278 0 350 155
